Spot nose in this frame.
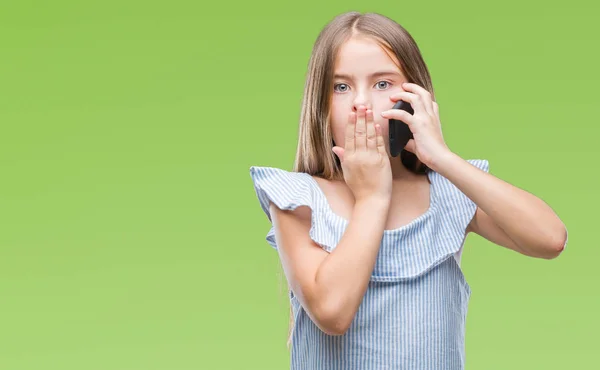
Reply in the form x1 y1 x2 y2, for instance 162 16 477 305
352 100 372 112
351 88 372 111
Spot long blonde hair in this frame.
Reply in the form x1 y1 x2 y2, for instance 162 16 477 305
283 11 437 349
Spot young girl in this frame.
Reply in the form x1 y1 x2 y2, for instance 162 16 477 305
249 11 568 369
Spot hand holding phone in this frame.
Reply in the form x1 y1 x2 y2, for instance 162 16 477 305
388 100 414 157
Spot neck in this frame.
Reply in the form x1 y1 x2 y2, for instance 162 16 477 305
389 155 415 180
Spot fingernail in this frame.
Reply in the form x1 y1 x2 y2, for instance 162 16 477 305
381 111 388 117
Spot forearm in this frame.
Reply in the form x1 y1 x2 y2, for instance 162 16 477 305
431 151 567 254
315 198 389 331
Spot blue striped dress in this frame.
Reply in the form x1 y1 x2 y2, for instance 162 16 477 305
249 159 489 369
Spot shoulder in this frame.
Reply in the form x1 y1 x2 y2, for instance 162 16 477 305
249 165 313 216
249 165 337 251
249 165 309 186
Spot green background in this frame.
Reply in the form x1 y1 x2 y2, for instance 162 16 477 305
1 1 597 369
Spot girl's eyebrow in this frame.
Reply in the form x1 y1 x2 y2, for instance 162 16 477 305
333 71 400 80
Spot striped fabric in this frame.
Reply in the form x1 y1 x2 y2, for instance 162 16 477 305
249 159 489 369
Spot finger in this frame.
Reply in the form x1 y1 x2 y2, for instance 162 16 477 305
355 106 367 151
401 83 435 117
381 107 415 130
389 91 431 118
365 109 376 151
404 139 416 153
344 111 356 153
332 146 344 163
375 124 386 156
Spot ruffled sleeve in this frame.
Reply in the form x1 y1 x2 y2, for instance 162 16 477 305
249 166 338 251
429 159 490 238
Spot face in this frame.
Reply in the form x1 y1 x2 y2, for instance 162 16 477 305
330 36 408 156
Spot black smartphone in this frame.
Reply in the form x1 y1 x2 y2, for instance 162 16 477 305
388 100 414 157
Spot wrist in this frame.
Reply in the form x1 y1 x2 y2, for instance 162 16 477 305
355 195 390 210
429 149 458 173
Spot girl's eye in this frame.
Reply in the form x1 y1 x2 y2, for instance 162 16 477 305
376 81 391 90
334 83 349 93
